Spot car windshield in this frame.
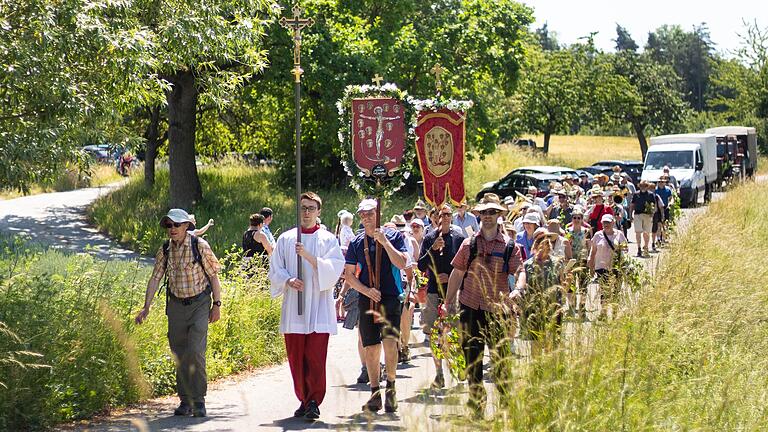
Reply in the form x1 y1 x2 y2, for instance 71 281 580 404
645 150 693 170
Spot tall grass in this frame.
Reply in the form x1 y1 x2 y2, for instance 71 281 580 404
0 239 283 429
475 180 768 430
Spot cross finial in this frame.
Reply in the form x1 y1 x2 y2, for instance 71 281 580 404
430 63 445 92
279 4 315 82
371 74 384 87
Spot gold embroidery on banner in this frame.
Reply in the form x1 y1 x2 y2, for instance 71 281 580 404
425 126 453 177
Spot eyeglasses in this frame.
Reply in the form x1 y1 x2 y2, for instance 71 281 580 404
572 216 583 220
300 206 318 213
410 224 422 229
439 213 452 218
480 210 500 216
164 222 184 228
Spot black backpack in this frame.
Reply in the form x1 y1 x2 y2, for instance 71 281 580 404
461 233 519 290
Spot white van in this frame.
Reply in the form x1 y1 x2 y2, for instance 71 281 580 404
641 133 717 208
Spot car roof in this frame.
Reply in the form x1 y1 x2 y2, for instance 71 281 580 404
525 173 562 180
515 165 575 173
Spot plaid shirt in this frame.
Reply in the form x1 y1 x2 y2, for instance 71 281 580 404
150 233 221 298
451 230 523 314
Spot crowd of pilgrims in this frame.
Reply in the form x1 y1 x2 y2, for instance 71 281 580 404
239 164 678 415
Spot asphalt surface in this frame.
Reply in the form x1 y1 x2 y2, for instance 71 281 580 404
0 181 734 431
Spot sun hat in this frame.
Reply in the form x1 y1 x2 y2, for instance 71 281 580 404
413 199 427 210
390 214 411 232
410 218 425 228
533 227 558 241
357 198 378 213
546 219 565 236
611 173 622 182
601 213 615 223
474 193 508 213
522 213 540 225
572 205 585 216
160 208 196 230
503 221 517 234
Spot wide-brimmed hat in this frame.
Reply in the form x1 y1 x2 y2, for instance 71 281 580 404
522 213 540 225
589 186 603 197
611 173 622 182
474 193 507 213
357 198 378 213
160 208 195 230
533 227 559 241
572 205 585 216
413 199 427 210
390 214 410 232
503 221 517 234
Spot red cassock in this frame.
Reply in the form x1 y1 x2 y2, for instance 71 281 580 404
415 108 467 207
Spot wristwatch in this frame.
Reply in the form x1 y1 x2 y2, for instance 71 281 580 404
212 300 222 307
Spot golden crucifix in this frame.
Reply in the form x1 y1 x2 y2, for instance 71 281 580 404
279 4 315 83
430 63 445 92
371 74 384 86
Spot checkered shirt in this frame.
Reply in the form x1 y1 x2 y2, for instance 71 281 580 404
150 233 221 298
451 230 523 314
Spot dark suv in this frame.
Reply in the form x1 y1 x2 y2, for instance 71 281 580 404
475 172 560 201
592 160 643 183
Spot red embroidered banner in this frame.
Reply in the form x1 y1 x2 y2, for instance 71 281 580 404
415 108 466 207
351 98 406 179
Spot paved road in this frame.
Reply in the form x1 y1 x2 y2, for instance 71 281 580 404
0 181 146 263
0 181 734 431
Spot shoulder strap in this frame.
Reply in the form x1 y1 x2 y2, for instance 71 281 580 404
502 239 517 273
602 231 616 251
460 234 479 289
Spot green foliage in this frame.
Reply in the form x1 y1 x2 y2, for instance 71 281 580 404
215 0 533 186
0 238 283 429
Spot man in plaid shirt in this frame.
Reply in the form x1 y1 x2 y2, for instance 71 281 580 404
135 208 222 417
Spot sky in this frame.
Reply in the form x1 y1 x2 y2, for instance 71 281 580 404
524 0 768 57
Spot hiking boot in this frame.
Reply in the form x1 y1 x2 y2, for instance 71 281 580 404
192 402 207 417
294 403 307 418
384 382 398 413
356 366 369 384
362 388 382 412
304 400 320 420
431 373 445 390
173 401 192 416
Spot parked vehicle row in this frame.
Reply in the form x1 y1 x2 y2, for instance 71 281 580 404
480 125 758 208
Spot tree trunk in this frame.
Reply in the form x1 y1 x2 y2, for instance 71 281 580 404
165 71 202 209
143 105 162 188
632 121 648 159
543 132 551 153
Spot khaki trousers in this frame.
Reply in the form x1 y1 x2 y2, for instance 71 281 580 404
167 295 210 404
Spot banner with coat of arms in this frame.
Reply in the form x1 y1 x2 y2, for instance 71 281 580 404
414 100 473 207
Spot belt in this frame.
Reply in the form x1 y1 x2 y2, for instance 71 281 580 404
169 286 211 305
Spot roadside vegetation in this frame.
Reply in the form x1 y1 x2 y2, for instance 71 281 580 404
471 180 768 430
0 239 282 430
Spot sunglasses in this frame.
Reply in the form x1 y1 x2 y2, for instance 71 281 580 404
164 222 184 228
572 216 583 220
480 210 500 216
439 213 452 217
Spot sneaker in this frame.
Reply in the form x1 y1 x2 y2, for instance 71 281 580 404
304 400 320 420
384 383 398 413
362 388 382 412
173 401 192 416
192 402 207 417
356 366 369 384
294 403 307 418
636 251 643 258
431 373 445 389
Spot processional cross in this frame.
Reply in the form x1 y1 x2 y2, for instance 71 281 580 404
279 3 314 316
431 63 445 94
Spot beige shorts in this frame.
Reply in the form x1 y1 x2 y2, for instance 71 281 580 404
421 293 441 336
633 213 652 233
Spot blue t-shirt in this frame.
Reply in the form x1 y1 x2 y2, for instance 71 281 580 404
655 186 672 207
346 229 408 298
